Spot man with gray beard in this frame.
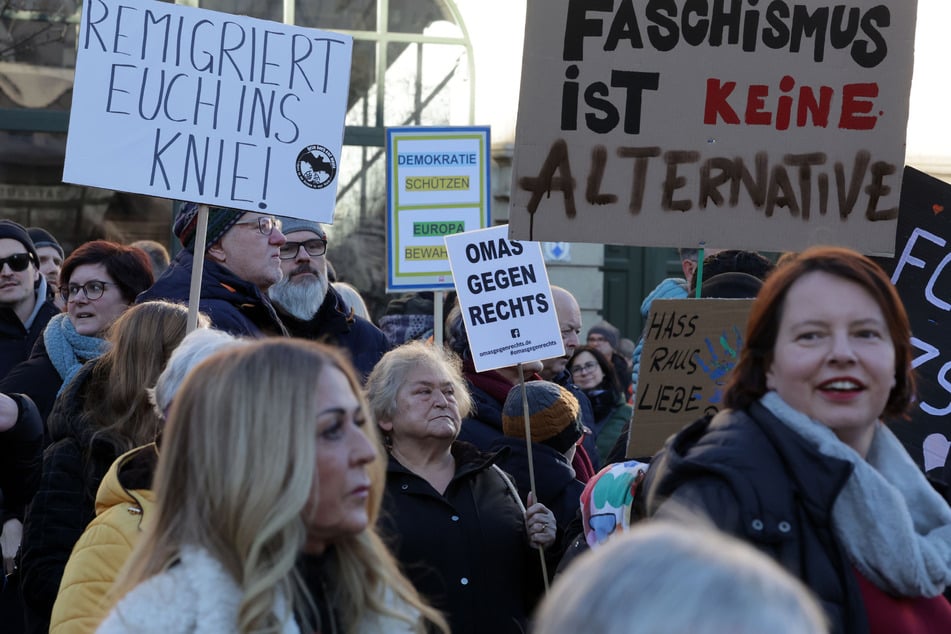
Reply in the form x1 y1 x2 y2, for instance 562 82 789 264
269 216 389 380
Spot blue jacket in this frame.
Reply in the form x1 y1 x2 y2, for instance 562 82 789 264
137 250 287 337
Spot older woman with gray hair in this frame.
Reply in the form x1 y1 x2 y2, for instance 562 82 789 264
534 522 828 634
367 341 557 634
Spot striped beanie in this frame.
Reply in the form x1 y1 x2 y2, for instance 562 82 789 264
502 381 583 454
174 203 245 253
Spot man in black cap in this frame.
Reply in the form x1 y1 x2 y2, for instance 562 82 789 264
0 221 60 381
268 216 389 379
137 203 289 337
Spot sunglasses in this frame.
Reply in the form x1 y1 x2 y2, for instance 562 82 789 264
0 253 33 272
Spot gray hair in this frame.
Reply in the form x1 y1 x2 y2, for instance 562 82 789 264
534 521 829 634
148 328 249 419
365 341 473 424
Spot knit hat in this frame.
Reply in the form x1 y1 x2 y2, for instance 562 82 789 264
27 227 64 259
276 215 327 241
0 220 39 267
173 202 245 252
502 381 583 454
587 320 620 351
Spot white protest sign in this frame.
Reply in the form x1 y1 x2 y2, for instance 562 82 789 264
386 126 491 291
445 225 564 372
63 0 352 222
509 0 917 256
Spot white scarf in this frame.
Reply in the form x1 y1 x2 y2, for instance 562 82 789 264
761 391 951 597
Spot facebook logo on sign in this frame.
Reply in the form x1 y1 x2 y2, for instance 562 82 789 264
511 328 520 338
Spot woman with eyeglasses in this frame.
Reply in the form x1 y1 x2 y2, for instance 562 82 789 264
0 240 154 425
18 301 204 634
137 203 289 337
566 345 633 462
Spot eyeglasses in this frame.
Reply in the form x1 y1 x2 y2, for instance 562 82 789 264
570 361 599 375
279 238 327 260
233 216 282 236
62 280 112 302
0 253 32 273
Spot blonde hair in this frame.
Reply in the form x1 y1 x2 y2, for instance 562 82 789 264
83 301 206 459
110 339 447 634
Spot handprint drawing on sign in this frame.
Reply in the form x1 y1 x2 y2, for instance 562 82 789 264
693 326 744 405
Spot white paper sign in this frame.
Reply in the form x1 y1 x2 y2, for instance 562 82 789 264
63 0 353 222
445 225 564 372
386 126 491 291
509 0 918 256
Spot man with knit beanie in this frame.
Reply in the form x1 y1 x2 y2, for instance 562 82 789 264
267 215 389 379
137 203 289 337
492 381 586 533
0 221 59 381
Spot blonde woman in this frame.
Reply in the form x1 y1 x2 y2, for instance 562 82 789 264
20 300 200 632
98 339 448 634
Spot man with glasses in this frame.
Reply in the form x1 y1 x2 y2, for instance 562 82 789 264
138 204 289 337
268 216 389 379
0 221 59 381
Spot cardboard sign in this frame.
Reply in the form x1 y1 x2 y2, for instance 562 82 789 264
876 167 951 474
386 126 492 291
628 298 753 458
509 0 917 256
445 225 564 372
63 0 352 222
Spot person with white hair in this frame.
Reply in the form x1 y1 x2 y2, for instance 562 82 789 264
534 521 829 634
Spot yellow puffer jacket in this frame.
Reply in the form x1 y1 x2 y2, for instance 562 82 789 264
49 444 158 634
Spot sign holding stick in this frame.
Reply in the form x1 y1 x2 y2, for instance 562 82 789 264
446 225 563 590
63 0 353 223
629 298 753 458
509 0 917 255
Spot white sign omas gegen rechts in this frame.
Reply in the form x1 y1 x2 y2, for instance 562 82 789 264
445 225 564 373
63 0 352 222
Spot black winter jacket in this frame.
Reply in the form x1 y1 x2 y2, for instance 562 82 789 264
379 442 546 634
641 403 867 634
489 436 583 533
0 337 65 426
0 292 58 382
19 364 122 634
0 394 43 526
275 286 389 380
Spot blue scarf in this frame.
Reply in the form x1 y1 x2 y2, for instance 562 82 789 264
43 313 107 394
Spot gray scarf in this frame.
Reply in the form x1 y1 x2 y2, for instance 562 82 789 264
761 391 951 597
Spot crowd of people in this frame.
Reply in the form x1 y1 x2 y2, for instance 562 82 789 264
2 209 950 634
